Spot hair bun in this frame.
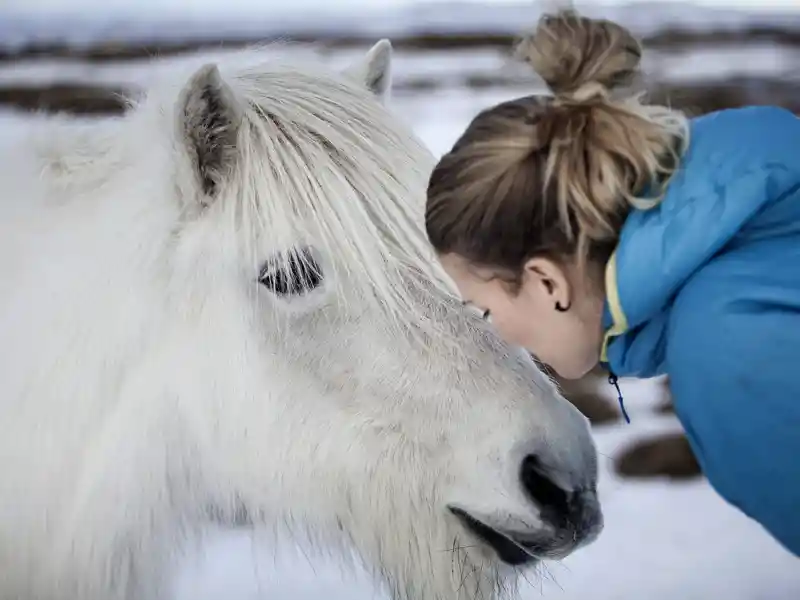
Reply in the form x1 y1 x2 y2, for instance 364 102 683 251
514 9 642 102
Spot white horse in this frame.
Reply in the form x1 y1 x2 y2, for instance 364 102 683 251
0 40 602 600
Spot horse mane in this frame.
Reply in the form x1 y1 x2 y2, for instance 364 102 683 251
151 48 461 343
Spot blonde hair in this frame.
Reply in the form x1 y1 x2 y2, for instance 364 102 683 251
425 8 689 278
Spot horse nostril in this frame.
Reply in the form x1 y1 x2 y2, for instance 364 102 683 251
519 455 574 527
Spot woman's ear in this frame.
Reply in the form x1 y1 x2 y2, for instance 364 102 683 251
522 257 572 311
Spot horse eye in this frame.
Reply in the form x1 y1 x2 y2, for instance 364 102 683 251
461 301 492 322
258 247 324 296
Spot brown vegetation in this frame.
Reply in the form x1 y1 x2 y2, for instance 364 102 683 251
554 368 621 426
650 77 800 117
0 76 797 118
0 84 130 116
615 432 702 480
1 25 798 62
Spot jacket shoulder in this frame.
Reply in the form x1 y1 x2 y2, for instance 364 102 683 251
662 105 800 215
687 106 799 168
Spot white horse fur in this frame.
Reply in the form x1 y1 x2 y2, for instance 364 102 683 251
0 40 603 600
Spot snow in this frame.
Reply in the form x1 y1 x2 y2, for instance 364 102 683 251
1 3 799 596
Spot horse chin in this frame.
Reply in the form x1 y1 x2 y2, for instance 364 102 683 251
448 507 540 568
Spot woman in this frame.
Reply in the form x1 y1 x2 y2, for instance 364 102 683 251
425 8 800 556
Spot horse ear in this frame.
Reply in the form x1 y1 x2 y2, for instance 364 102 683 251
179 63 243 201
342 39 393 101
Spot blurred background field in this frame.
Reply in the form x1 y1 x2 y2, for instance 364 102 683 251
1 1 798 599
2 0 800 121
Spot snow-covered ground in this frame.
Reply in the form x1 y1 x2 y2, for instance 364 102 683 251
1 1 798 597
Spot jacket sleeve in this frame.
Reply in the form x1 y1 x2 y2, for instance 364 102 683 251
666 242 800 557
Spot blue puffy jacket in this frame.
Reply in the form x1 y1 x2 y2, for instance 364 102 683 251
600 105 800 557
